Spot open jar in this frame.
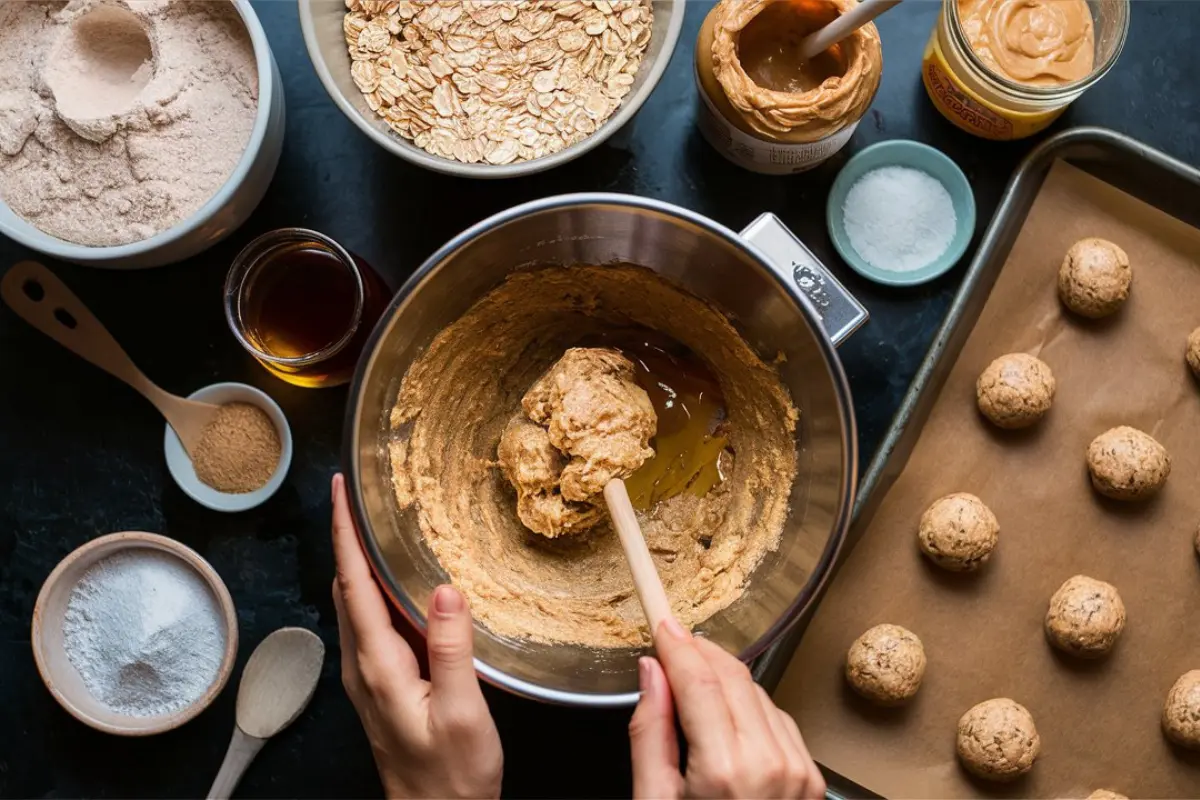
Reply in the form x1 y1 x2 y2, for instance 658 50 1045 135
224 229 390 388
922 0 1129 140
695 0 883 174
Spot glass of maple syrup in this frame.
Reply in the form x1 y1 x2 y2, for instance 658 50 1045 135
224 228 390 388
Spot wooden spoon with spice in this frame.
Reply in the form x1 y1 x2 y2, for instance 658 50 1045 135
1 261 221 457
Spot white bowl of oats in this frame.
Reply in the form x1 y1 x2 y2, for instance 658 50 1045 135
299 0 683 177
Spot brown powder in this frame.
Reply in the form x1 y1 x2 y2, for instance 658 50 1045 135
193 402 280 494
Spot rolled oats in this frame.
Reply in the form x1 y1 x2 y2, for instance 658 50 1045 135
344 0 654 166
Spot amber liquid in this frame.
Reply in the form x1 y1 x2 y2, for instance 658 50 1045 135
589 332 729 512
240 241 389 388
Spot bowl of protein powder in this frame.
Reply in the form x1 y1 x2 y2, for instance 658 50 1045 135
31 531 238 735
0 0 284 269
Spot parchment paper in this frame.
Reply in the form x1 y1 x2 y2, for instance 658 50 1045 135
774 161 1200 799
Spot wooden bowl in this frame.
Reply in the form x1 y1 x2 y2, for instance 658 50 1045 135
31 531 238 735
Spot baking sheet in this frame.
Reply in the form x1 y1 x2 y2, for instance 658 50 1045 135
774 160 1200 798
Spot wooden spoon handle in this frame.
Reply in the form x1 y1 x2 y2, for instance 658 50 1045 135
1 261 169 406
798 0 902 60
207 726 267 800
604 478 674 635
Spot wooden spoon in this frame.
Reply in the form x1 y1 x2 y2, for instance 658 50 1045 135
796 0 903 61
208 628 325 800
603 478 675 636
0 261 221 458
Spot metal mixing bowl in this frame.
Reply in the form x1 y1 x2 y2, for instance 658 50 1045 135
299 0 684 178
344 196 858 706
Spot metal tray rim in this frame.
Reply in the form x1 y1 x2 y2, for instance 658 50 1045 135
754 126 1200 689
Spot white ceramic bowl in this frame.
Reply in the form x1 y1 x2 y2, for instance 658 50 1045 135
164 382 293 512
299 0 684 178
31 531 239 736
0 0 286 269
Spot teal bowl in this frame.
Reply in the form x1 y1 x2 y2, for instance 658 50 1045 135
826 140 975 287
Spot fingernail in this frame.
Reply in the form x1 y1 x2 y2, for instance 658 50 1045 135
658 617 689 641
638 657 655 696
331 473 343 493
433 585 464 616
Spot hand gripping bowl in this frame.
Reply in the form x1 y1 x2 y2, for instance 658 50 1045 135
299 0 684 178
344 196 862 706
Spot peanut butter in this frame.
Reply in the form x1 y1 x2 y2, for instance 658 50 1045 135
959 0 1095 86
697 0 882 144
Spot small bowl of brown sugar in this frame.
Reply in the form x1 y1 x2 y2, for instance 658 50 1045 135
164 382 292 512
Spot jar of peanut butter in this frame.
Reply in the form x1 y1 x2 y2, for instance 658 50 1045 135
922 0 1129 140
695 0 882 175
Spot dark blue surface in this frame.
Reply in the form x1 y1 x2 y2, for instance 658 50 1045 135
1 1 1197 797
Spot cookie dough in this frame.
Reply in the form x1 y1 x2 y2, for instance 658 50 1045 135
845 624 926 706
497 348 656 538
976 353 1056 429
1086 426 1171 501
1187 326 1200 379
1058 238 1131 318
1044 575 1126 658
956 698 1041 781
1162 670 1200 750
918 493 999 572
389 265 798 648
1086 791 1128 800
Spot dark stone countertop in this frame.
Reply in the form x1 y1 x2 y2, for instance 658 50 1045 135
2 1 1197 797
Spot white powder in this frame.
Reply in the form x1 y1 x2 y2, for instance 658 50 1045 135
62 549 226 717
842 165 958 273
0 0 258 246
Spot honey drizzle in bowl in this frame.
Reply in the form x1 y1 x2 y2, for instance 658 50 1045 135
589 331 730 512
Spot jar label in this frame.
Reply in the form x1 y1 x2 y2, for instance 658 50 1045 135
694 66 857 175
922 57 1014 140
920 31 1066 141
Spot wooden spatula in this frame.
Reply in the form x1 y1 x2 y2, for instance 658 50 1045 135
1 261 221 458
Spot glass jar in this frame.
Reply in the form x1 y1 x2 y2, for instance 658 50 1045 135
695 0 883 174
224 228 390 388
922 0 1129 140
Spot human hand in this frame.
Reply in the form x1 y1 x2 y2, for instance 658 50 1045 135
629 619 825 800
330 473 503 799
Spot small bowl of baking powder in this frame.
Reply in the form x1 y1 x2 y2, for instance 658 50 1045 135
163 382 293 513
31 531 238 735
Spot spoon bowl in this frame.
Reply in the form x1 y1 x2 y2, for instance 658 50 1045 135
208 628 325 800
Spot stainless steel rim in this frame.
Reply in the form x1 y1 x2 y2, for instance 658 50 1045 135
344 194 858 707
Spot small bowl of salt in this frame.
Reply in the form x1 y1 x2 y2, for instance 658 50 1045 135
827 140 976 287
31 531 238 735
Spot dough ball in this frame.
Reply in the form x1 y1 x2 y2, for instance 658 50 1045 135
1044 575 1126 658
1162 670 1200 749
1187 326 1200 379
918 493 999 572
956 698 1041 781
497 347 656 538
845 624 926 706
976 353 1056 429
1086 791 1128 800
1058 238 1131 318
1086 426 1171 501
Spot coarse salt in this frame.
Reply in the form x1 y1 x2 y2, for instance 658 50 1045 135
62 550 226 717
842 165 957 273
